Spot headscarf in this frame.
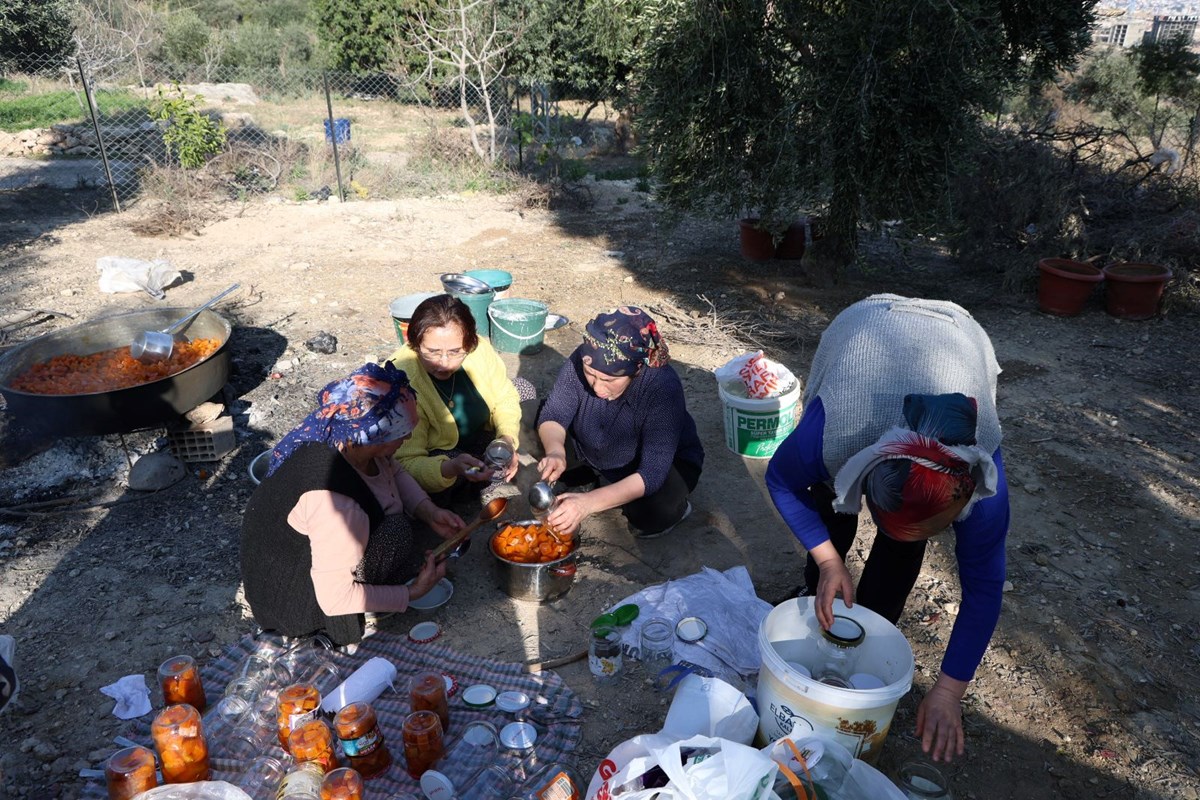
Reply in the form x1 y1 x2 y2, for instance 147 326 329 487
267 362 418 477
832 393 999 541
577 306 669 377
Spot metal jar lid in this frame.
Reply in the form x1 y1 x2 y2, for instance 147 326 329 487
499 721 538 750
820 615 866 648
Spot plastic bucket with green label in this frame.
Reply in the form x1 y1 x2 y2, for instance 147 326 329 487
718 377 800 459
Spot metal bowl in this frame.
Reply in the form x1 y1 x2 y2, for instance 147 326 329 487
490 519 578 603
440 273 492 295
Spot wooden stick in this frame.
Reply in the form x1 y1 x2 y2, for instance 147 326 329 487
523 648 588 673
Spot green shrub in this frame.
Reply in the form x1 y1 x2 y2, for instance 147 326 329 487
150 86 227 169
0 89 147 132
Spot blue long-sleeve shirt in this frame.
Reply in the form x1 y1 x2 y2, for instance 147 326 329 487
537 350 704 494
766 397 1009 682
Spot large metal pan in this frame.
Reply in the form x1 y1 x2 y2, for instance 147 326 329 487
0 307 232 436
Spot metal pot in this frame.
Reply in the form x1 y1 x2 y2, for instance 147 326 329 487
490 519 578 603
0 307 232 437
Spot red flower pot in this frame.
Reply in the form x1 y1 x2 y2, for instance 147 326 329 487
739 218 775 262
1102 262 1172 320
775 219 807 260
1037 258 1103 316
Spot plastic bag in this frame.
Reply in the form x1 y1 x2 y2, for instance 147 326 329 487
595 734 779 800
661 674 759 745
96 256 182 300
133 782 252 800
762 735 907 800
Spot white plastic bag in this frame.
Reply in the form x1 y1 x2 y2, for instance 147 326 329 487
96 256 182 300
661 674 759 745
602 735 779 800
133 782 251 800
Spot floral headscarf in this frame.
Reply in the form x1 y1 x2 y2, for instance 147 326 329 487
267 362 418 477
577 306 669 377
833 393 999 541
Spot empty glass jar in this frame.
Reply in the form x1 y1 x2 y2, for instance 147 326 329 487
813 615 865 689
897 761 952 799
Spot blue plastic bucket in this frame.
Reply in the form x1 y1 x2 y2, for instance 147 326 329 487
488 299 548 355
324 118 351 144
464 269 513 299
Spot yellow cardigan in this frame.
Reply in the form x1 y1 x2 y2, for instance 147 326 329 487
386 338 521 493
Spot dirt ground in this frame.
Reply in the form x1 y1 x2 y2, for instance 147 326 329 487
0 179 1198 800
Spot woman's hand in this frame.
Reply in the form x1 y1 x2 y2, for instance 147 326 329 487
442 453 491 482
545 492 590 536
407 551 447 601
416 499 465 538
811 545 855 630
500 436 520 482
539 451 567 483
916 673 968 762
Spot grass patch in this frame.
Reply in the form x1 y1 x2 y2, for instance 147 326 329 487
0 78 28 95
0 89 149 132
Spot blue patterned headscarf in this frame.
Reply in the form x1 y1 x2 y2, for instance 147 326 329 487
577 306 670 377
267 362 418 477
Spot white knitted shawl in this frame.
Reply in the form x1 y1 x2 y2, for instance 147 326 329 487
806 295 1002 483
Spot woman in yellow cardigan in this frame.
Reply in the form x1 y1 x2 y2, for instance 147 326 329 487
387 294 533 496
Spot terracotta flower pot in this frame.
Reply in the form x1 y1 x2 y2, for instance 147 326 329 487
739 218 775 262
1037 258 1104 316
775 219 807 260
1102 263 1172 320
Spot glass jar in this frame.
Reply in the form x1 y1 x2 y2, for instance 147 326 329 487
484 438 514 471
158 655 207 712
235 756 288 795
104 745 158 800
278 761 325 799
228 694 277 762
151 703 211 784
277 682 322 750
512 762 584 800
813 615 865 689
638 618 674 675
589 627 623 683
410 671 450 733
898 761 953 800
290 718 339 773
437 720 499 786
334 701 393 779
321 767 365 800
401 709 445 779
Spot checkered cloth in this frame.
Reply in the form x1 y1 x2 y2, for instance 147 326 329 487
83 630 584 798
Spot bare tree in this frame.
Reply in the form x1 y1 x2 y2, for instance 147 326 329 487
407 0 521 163
71 0 162 87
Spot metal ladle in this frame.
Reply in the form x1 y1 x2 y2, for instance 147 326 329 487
528 480 572 543
130 283 240 363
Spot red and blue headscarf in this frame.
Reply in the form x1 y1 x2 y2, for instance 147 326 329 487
267 362 418 477
833 393 998 541
578 306 669 377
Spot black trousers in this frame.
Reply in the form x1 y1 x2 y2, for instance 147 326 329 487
802 483 927 624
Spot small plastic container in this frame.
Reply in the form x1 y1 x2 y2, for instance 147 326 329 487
104 745 158 800
277 682 322 750
321 767 365 800
158 654 207 712
290 718 339 773
151 703 211 784
410 671 450 733
334 701 392 779
401 709 444 779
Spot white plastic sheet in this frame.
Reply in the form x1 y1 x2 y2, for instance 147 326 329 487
96 256 182 300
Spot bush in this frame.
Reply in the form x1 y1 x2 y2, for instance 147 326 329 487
150 86 227 169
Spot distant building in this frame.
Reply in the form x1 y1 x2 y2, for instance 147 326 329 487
1147 15 1199 43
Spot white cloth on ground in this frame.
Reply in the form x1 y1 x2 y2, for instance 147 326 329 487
100 674 152 719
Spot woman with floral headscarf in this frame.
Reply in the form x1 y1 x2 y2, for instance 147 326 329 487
766 294 1010 765
241 362 465 645
536 307 704 538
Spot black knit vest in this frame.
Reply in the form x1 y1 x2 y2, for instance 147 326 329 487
240 443 384 645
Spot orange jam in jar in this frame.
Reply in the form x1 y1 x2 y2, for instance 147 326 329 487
151 704 211 784
289 718 339 774
401 709 444 779
410 671 449 733
277 682 322 750
104 745 159 800
334 701 392 778
320 767 365 800
158 655 207 712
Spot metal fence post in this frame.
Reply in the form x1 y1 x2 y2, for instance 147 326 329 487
77 57 121 211
516 81 523 170
322 71 346 203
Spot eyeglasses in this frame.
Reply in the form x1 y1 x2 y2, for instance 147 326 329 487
419 347 468 362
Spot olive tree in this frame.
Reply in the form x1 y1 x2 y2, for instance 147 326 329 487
636 0 1098 275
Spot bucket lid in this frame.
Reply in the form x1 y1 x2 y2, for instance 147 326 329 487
821 615 866 648
389 292 439 318
440 273 492 295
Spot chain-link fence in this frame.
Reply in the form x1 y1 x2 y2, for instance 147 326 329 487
1 51 633 209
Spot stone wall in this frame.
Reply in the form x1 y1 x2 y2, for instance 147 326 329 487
0 122 167 158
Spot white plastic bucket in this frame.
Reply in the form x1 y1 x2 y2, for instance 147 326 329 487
719 378 800 459
756 597 913 764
